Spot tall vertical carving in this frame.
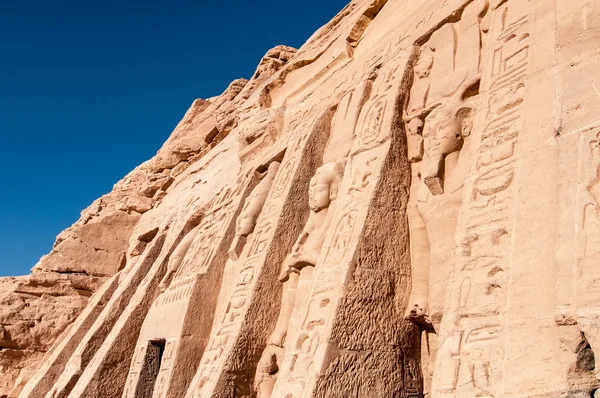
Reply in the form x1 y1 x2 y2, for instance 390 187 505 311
556 121 600 394
253 85 364 396
185 106 334 398
121 170 259 398
270 53 419 398
403 2 489 395
431 2 534 396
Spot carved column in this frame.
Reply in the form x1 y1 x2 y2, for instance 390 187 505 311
555 0 600 394
432 1 570 396
271 53 421 398
121 171 257 398
19 228 168 398
184 106 335 398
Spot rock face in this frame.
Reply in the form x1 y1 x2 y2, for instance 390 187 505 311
3 0 600 397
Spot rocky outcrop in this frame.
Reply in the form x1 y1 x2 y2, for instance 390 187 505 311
0 277 87 395
5 0 600 397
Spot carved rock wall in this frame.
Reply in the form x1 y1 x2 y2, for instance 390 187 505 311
3 0 600 397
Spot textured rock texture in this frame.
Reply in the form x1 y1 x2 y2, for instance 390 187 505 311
3 0 600 397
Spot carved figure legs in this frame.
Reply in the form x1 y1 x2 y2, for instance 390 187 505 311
406 204 432 328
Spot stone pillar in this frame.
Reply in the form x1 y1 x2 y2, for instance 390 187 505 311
121 171 257 398
432 1 569 396
19 230 167 398
17 275 120 398
184 106 335 398
555 0 600 394
271 52 421 398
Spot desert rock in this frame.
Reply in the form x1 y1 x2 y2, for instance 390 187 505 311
3 0 600 397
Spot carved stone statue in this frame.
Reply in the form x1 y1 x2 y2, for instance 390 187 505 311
403 2 488 395
158 224 201 292
405 100 474 394
229 162 280 260
575 164 600 381
281 162 344 273
215 162 280 316
254 161 344 398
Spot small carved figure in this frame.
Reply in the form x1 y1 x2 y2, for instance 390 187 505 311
588 166 600 208
215 162 280 317
229 162 280 260
254 161 344 398
158 224 201 292
576 164 600 382
405 117 425 163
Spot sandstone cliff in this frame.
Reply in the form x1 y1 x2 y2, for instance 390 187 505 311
4 0 600 397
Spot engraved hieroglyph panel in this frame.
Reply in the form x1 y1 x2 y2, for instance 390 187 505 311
271 52 415 398
185 105 334 398
432 2 535 396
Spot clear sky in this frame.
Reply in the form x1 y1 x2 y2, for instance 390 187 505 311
0 0 349 277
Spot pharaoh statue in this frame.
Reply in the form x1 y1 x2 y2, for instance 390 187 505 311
575 163 600 381
254 161 344 397
158 223 202 292
230 162 280 260
158 164 279 294
403 1 488 395
405 100 475 396
215 162 280 317
405 103 474 324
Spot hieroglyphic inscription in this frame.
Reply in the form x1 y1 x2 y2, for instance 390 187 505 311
394 0 452 52
186 107 320 398
153 175 252 308
433 3 533 396
122 344 150 398
271 56 410 398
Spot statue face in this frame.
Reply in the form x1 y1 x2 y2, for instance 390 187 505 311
308 175 332 213
236 197 259 236
423 109 463 158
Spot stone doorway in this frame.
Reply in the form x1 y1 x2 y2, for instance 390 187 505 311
134 339 166 398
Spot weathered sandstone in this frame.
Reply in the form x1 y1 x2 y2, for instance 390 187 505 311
3 0 600 397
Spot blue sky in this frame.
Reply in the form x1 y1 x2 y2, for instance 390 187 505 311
0 0 349 277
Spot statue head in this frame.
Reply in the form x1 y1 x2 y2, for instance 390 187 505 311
414 47 434 79
423 104 473 158
235 162 280 237
405 117 424 162
420 103 474 195
308 162 344 213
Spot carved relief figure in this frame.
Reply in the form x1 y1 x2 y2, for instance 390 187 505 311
215 162 280 317
406 102 474 318
229 163 280 259
254 161 344 398
575 138 600 382
406 99 475 397
404 1 488 395
158 223 202 292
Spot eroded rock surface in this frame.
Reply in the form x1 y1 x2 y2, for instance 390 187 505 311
3 0 600 397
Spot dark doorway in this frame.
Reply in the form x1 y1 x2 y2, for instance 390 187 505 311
134 339 166 398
